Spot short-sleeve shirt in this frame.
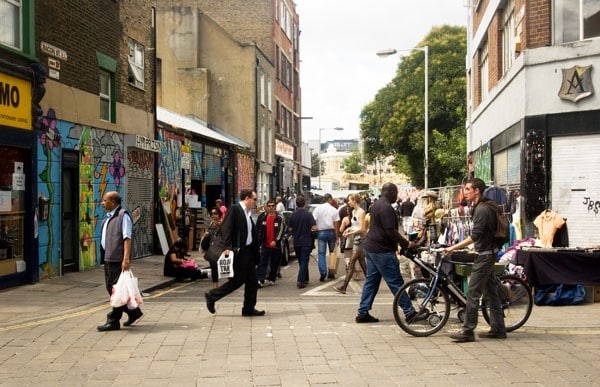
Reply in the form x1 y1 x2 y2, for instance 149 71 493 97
364 197 400 253
312 202 340 230
288 208 316 247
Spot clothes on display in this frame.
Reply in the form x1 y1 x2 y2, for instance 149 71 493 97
533 210 566 248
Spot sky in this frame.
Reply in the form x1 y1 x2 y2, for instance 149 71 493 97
296 0 467 144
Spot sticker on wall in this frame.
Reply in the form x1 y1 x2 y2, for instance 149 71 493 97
12 162 25 191
558 65 594 103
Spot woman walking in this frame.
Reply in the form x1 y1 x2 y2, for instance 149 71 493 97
334 193 367 294
201 207 223 289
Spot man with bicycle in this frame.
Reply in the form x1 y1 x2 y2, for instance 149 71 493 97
445 178 506 342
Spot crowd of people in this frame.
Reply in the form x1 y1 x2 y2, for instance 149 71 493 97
99 180 507 343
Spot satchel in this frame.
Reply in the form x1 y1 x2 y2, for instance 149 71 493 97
205 233 225 263
217 251 235 279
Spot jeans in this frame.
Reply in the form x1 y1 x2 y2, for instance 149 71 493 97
463 252 506 333
295 245 312 284
256 247 282 282
358 250 413 316
317 229 336 276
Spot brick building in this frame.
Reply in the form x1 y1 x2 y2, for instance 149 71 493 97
466 0 600 246
0 0 155 288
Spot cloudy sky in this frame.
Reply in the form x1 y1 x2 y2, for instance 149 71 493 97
296 0 467 143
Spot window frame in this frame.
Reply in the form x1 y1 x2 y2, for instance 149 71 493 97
97 51 117 123
127 38 145 89
501 1 515 75
0 0 35 57
553 0 600 44
479 41 489 102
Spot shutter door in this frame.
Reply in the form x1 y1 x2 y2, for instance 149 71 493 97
493 149 508 185
551 134 600 248
126 149 155 258
507 144 520 185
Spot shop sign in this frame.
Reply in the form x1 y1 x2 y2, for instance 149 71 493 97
0 72 32 130
135 135 161 152
40 41 68 61
558 65 594 102
275 139 294 159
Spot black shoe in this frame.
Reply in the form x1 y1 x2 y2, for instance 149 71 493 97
355 312 379 323
319 274 326 282
478 330 507 339
242 309 266 317
123 309 143 327
405 309 427 324
450 330 475 342
327 273 336 279
297 282 306 289
205 293 216 314
97 323 120 332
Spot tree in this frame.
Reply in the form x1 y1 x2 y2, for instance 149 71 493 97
311 153 324 177
343 147 363 174
360 25 467 188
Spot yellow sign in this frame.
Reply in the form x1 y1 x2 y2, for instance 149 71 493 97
0 72 32 130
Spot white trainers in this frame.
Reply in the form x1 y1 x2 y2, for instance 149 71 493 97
267 280 276 286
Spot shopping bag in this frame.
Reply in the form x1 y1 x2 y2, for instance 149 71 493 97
327 250 339 275
217 250 235 279
110 271 129 308
123 270 144 310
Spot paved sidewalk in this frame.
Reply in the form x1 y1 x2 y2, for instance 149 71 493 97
0 254 187 328
1 252 600 332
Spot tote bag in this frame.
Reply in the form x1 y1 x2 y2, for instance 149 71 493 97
217 251 234 279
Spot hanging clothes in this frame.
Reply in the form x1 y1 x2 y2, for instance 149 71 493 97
533 210 566 248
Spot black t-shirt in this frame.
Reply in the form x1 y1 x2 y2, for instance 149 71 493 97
364 198 403 253
288 208 316 247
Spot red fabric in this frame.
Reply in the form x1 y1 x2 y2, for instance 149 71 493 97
265 215 276 248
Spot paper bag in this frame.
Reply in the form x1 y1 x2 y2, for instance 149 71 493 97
327 250 339 275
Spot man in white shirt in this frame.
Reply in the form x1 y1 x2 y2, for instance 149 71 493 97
312 193 340 281
275 196 286 214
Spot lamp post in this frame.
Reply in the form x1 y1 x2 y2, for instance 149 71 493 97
318 127 343 189
377 46 428 189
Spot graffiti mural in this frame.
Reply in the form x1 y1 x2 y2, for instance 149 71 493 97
127 149 155 257
37 108 125 278
236 153 255 191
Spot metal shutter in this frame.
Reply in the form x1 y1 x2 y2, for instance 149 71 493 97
551 135 600 248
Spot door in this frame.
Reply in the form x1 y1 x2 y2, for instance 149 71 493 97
61 151 79 273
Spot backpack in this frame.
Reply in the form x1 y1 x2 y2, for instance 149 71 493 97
481 200 509 247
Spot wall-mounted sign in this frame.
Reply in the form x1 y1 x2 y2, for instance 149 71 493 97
41 41 68 61
48 58 60 70
558 65 594 103
0 71 32 130
275 139 294 159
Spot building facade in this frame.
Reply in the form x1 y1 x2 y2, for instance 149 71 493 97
466 0 600 246
0 0 155 289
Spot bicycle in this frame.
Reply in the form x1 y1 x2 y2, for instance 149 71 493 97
393 246 533 337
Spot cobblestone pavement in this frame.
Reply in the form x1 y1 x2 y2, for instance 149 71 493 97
0 254 599 386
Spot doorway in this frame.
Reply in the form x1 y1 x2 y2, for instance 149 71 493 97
61 151 79 273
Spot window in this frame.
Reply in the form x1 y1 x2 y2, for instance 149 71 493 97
267 79 272 111
554 0 600 44
99 70 111 122
128 38 145 89
501 1 515 75
97 51 116 123
260 72 265 107
479 42 489 102
279 1 292 40
0 0 34 55
280 54 292 89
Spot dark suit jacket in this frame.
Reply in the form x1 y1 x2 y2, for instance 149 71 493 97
221 203 258 254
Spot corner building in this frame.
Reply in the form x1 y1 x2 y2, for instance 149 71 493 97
466 0 600 246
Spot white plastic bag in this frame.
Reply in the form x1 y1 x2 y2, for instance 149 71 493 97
124 270 144 310
217 251 235 279
110 271 129 308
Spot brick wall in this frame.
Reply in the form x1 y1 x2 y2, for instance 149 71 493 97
525 0 551 48
35 0 153 115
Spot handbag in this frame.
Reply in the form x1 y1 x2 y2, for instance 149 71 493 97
205 233 225 263
180 258 198 269
217 250 235 279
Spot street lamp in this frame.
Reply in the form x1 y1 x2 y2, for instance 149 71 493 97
318 127 343 189
377 46 428 189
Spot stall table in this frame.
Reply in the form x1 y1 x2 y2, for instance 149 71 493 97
515 249 600 287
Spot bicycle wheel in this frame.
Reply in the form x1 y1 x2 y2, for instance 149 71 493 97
482 274 533 332
393 278 451 337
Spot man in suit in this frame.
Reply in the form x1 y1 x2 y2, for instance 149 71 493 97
204 188 265 316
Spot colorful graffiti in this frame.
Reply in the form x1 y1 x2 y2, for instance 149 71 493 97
236 153 255 191
37 108 125 278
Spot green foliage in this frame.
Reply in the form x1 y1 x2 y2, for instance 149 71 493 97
360 25 467 188
311 153 324 177
343 147 363 174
